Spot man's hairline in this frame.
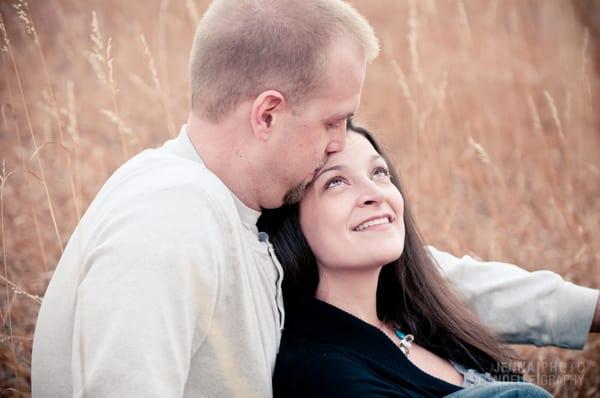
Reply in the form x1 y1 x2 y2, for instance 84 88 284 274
191 30 367 122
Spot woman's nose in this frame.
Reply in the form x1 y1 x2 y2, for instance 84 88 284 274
357 180 385 207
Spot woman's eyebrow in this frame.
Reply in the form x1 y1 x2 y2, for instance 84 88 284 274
313 165 345 182
314 155 384 182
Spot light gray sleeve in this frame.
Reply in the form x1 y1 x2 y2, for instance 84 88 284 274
71 188 226 397
427 245 599 349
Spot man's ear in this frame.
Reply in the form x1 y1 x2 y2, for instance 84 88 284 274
251 90 286 141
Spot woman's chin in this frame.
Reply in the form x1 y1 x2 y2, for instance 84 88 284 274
375 251 404 267
355 238 405 263
339 251 404 270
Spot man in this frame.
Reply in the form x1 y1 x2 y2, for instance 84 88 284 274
32 0 599 397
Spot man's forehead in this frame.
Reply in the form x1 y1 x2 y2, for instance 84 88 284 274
318 45 366 107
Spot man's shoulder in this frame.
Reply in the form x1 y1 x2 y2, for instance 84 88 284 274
81 148 240 245
111 148 231 200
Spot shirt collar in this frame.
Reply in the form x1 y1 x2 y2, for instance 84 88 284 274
165 125 262 232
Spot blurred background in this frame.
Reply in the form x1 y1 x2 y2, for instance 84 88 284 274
0 0 599 396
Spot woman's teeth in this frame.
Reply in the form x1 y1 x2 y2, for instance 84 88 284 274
353 217 390 231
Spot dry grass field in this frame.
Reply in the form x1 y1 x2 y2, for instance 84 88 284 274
0 0 599 396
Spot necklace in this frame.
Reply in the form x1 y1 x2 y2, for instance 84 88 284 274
394 329 415 355
379 320 415 356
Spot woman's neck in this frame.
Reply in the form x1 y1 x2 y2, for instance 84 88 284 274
315 267 382 328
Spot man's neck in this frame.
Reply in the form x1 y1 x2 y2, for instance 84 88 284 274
185 112 263 211
315 267 382 328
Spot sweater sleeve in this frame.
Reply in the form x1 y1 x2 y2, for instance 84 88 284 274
427 245 599 349
71 185 228 397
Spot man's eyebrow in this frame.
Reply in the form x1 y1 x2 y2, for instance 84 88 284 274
313 164 345 182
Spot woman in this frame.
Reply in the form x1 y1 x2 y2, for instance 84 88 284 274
258 121 551 397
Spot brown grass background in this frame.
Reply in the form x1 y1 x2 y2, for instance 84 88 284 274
0 0 599 396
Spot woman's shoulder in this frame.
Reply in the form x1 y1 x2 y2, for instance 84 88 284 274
273 332 406 398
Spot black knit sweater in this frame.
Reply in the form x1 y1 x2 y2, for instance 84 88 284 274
273 299 463 398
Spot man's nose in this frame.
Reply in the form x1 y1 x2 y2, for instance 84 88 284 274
325 124 348 155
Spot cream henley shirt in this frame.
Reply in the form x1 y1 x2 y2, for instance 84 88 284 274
33 126 285 397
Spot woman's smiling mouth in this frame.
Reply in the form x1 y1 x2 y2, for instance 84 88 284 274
352 215 394 231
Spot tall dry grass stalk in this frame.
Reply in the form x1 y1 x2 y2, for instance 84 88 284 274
1 161 18 379
140 33 176 137
88 11 131 159
0 10 63 255
407 0 423 87
1 9 48 270
13 0 81 223
62 80 83 219
1 99 47 271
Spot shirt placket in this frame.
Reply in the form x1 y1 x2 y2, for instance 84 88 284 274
258 232 285 331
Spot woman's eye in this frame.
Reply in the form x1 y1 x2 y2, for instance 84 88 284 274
324 177 344 189
373 166 390 178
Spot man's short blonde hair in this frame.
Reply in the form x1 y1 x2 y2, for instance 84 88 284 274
189 0 379 122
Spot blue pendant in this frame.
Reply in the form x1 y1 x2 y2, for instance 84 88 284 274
394 329 414 355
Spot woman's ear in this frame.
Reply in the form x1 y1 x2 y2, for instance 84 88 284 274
251 90 286 141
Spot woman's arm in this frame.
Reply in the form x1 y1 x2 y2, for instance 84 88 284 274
427 246 599 349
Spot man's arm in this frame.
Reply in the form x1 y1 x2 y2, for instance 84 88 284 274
427 246 599 349
72 189 224 396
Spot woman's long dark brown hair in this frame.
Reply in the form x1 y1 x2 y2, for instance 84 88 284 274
258 120 521 380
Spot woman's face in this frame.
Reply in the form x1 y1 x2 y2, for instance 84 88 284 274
299 132 405 271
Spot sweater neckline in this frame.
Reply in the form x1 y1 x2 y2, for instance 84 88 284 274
170 125 262 232
285 298 462 393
